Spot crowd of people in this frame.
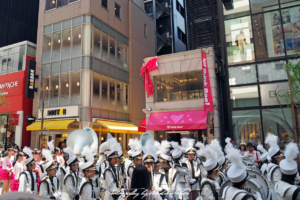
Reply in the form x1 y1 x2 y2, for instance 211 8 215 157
0 133 299 200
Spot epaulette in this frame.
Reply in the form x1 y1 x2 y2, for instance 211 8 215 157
155 171 161 174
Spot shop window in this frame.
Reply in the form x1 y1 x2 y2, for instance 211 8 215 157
102 0 108 9
109 78 116 110
260 82 291 106
102 75 109 109
110 36 116 66
94 28 102 59
228 65 257 86
61 29 71 59
52 31 61 61
45 0 57 11
257 60 287 82
72 26 82 57
93 72 101 108
27 45 36 59
224 16 255 65
102 32 109 63
115 3 121 19
117 81 123 112
250 0 278 14
42 64 50 77
117 41 123 62
230 85 259 108
50 75 59 107
280 0 300 8
154 71 203 102
0 115 16 150
42 34 52 64
60 73 70 106
51 62 60 74
41 77 50 108
57 0 68 8
232 109 262 145
124 83 129 113
262 108 294 147
70 71 80 105
123 44 128 69
223 0 250 20
252 12 286 61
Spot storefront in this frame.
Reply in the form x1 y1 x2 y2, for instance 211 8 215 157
143 48 220 144
0 41 36 150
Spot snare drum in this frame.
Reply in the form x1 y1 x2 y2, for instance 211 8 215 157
218 179 266 200
247 169 269 199
243 155 255 166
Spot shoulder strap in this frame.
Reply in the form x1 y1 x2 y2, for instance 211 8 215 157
270 166 279 181
172 171 179 183
292 188 300 200
64 174 75 186
19 172 29 184
38 179 50 194
159 174 165 187
201 180 215 193
241 194 254 200
79 181 92 196
39 164 44 173
61 167 66 175
221 186 230 200
56 177 60 190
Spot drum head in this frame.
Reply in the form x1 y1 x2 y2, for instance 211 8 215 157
243 155 255 165
247 169 269 198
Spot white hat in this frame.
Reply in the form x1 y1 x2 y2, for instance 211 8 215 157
171 142 183 159
226 145 248 183
143 139 157 163
158 140 172 162
279 142 299 175
81 161 97 172
104 133 121 159
80 143 98 173
211 139 227 166
154 141 161 156
23 147 35 166
195 141 206 158
130 138 143 159
265 134 283 158
257 144 271 162
99 141 109 154
181 138 190 153
203 144 220 171
63 146 79 166
185 138 196 154
42 149 58 171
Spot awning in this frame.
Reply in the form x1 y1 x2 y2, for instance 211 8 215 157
96 120 143 134
138 117 146 132
147 110 208 130
26 119 76 131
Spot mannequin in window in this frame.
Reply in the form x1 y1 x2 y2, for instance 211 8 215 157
249 127 260 142
235 30 247 54
267 126 274 136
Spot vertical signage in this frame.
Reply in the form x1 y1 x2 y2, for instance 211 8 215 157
201 51 214 111
10 114 19 126
25 60 37 99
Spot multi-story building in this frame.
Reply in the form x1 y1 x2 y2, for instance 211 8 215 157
27 0 155 150
219 0 300 147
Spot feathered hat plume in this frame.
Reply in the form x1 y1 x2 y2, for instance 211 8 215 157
211 139 224 157
23 147 33 158
225 145 244 169
42 149 53 162
47 140 54 151
63 146 75 158
284 142 299 162
81 145 94 162
160 140 171 155
265 134 279 149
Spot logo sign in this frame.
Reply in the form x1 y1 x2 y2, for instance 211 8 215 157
25 60 37 99
47 109 67 116
201 51 213 111
0 81 19 90
26 115 36 123
10 114 19 126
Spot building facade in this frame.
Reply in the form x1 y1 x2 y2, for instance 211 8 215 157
219 0 300 147
28 0 155 150
144 48 220 144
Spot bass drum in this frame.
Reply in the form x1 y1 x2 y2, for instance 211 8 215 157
218 179 266 200
247 169 269 199
242 155 255 166
246 164 261 174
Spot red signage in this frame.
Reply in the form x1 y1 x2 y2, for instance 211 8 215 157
10 114 19 125
201 51 214 111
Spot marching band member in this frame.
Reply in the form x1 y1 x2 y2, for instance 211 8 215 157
1 147 14 194
91 142 101 199
18 147 37 194
265 134 284 200
34 150 44 189
171 141 194 200
184 138 200 200
124 138 135 190
195 141 207 180
274 142 300 200
211 139 228 186
10 152 24 191
39 149 61 199
79 158 98 200
221 143 262 200
181 138 189 163
257 143 271 182
102 133 122 200
201 144 221 200
62 146 80 200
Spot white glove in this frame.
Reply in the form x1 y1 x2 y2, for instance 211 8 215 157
252 191 262 200
53 192 61 199
189 178 196 184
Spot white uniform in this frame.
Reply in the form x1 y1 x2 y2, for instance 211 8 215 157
184 159 200 190
221 186 256 200
199 162 207 179
274 181 300 200
126 162 136 189
79 177 97 200
201 177 220 200
102 166 121 200
59 166 67 190
267 163 282 200
91 175 101 198
173 162 191 200
62 170 80 200
160 167 178 199
98 159 109 179
215 171 228 186
152 171 169 195
124 159 133 189
18 170 38 194
39 176 61 199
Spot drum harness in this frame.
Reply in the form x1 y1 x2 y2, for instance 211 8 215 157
221 186 255 200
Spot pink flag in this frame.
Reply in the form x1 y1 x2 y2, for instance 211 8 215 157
140 58 158 98
201 51 214 111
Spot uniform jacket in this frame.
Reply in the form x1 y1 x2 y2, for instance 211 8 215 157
18 170 38 194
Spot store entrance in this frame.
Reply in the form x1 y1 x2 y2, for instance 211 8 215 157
167 133 181 144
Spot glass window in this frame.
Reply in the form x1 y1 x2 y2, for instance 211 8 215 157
72 26 82 57
62 29 71 59
258 60 287 82
250 0 278 14
60 73 69 106
12 45 25 72
225 16 255 65
51 62 60 74
53 22 61 31
102 0 108 9
42 34 52 64
63 19 71 29
124 44 128 69
102 32 109 63
110 36 116 66
52 31 61 61
73 16 82 26
41 77 50 107
27 45 36 58
70 71 80 105
109 78 116 110
57 0 68 8
102 75 108 109
44 25 52 34
124 83 129 112
232 109 262 145
280 0 300 8
252 12 286 61
115 3 121 18
42 64 50 77
230 85 259 108
262 108 294 146
45 0 56 11
154 71 203 102
7 51 12 73
94 28 102 59
93 72 101 108
61 60 70 73
228 65 257 86
69 0 79 3
50 75 59 107
223 0 250 20
82 24 92 56
71 57 81 71
0 50 7 74
117 41 123 62
117 81 123 112
260 82 290 106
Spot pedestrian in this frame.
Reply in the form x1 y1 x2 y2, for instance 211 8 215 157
238 143 247 155
1 147 14 194
244 143 262 167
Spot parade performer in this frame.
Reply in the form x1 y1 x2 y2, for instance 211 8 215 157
39 148 61 199
200 144 221 200
195 141 207 180
55 147 64 168
183 138 200 200
221 142 262 200
211 139 228 186
1 147 14 194
265 134 284 200
257 143 271 182
171 141 194 200
10 152 24 191
274 142 300 200
62 146 80 200
89 142 102 199
34 150 43 189
18 147 37 194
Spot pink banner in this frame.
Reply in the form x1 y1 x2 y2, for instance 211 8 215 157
140 58 158 98
202 51 214 111
10 114 19 126
147 110 208 131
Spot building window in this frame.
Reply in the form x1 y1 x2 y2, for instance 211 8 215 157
42 34 52 64
154 71 203 102
109 78 116 110
230 85 259 108
110 36 116 66
223 0 250 20
115 3 121 19
102 75 109 108
49 75 59 107
178 28 187 44
257 60 287 82
60 73 70 106
176 1 185 17
45 0 81 11
228 65 257 86
102 0 108 9
144 24 147 37
260 82 290 106
250 0 278 14
93 72 101 108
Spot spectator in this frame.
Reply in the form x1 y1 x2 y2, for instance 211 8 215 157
244 143 262 167
239 143 247 155
231 139 237 148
